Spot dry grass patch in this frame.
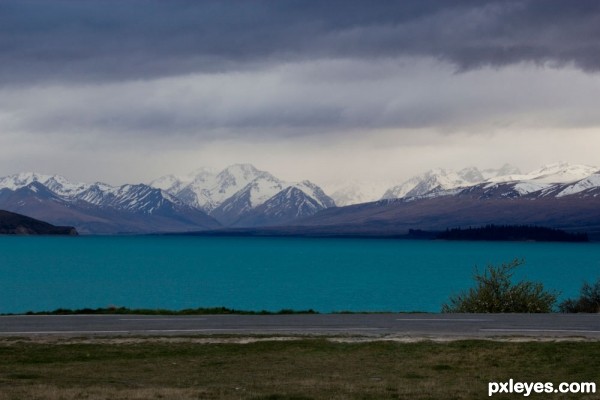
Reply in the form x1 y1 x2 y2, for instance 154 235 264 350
0 338 598 399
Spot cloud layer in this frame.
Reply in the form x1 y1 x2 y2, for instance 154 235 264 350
1 1 600 186
2 0 600 85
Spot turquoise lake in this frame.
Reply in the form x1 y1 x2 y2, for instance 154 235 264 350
0 236 598 314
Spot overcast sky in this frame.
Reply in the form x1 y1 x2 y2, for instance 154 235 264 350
2 0 600 190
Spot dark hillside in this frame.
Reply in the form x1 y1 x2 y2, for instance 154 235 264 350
0 210 78 235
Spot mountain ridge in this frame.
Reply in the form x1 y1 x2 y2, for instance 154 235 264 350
1 162 600 235
284 169 600 238
0 174 221 234
0 164 337 233
381 162 598 202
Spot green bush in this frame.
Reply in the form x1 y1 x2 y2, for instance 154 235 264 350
442 259 558 313
559 278 600 313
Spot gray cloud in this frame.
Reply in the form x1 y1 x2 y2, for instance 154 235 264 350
1 0 600 86
3 59 599 138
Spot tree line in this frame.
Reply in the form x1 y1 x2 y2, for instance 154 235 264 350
436 224 588 242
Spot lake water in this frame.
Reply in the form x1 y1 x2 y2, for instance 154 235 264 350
0 236 598 314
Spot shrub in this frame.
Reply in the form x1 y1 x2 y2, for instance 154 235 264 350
559 278 600 313
442 259 558 313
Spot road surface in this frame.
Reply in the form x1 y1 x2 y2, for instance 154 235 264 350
0 313 598 338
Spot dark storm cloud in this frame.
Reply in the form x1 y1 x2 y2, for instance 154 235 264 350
1 0 600 85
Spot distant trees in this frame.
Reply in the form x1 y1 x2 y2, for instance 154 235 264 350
437 225 588 242
442 259 558 313
559 279 600 313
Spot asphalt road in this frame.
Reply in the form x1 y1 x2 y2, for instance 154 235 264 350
0 313 599 338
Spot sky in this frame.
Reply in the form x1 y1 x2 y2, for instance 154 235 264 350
2 0 600 191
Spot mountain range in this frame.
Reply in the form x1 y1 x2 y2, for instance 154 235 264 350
381 164 522 200
284 162 600 238
0 173 220 234
0 162 599 235
0 165 336 233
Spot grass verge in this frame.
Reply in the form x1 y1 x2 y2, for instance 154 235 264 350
0 337 598 399
9 306 319 316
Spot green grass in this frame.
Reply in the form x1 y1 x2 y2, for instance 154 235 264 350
9 306 320 316
0 338 598 399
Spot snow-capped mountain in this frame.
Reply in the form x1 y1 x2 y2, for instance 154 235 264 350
211 177 336 226
471 163 600 198
0 172 90 197
149 174 187 194
0 172 220 233
292 163 600 237
488 163 598 191
521 162 596 183
209 171 287 225
330 184 368 207
151 164 336 225
481 163 522 180
0 165 336 232
233 186 332 227
381 163 600 201
0 172 184 214
76 183 186 214
151 164 278 212
293 181 336 209
381 167 490 200
329 180 391 206
555 173 600 198
3 161 598 235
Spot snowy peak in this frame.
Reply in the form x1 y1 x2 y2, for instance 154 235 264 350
218 163 261 180
0 172 89 196
524 162 598 184
232 186 329 227
330 184 366 207
481 164 522 180
0 172 203 216
556 173 600 198
0 172 221 233
19 181 65 200
0 172 52 190
150 164 336 224
382 163 600 201
458 167 484 183
214 164 263 194
149 168 218 204
79 184 163 214
273 186 324 217
244 173 286 208
382 168 478 200
329 180 391 206
161 164 267 212
209 172 286 225
488 162 598 185
76 183 116 205
466 162 600 199
207 172 335 226
149 174 184 193
292 181 336 208
480 163 599 196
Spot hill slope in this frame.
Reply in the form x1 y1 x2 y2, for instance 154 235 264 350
0 210 78 235
289 196 600 236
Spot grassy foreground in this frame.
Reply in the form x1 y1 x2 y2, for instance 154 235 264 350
0 338 598 400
